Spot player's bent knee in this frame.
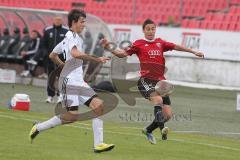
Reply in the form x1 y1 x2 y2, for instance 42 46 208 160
150 95 163 105
94 104 104 116
68 115 79 123
60 111 79 124
89 98 104 116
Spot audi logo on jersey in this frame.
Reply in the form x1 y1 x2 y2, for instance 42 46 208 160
148 50 161 58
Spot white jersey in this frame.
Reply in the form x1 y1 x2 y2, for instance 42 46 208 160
52 40 63 55
53 31 85 83
53 31 95 106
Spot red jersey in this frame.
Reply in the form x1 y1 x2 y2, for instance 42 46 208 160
126 38 175 80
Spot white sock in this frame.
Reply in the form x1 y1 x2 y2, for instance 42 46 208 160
92 118 103 148
36 116 62 132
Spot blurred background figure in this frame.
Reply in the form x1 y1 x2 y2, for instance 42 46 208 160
9 27 31 59
0 28 10 57
0 27 20 58
84 32 105 83
20 30 41 77
9 27 21 53
42 16 68 103
84 30 93 54
82 30 93 70
21 27 31 45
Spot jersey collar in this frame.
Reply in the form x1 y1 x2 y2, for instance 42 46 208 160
143 38 156 42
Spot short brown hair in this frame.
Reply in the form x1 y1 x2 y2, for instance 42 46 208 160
142 19 155 30
68 9 86 27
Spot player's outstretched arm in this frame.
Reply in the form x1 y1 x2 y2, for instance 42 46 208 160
108 48 128 58
71 47 109 63
49 52 64 67
101 39 128 58
174 44 204 58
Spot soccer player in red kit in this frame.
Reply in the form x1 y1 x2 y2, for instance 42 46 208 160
102 19 204 144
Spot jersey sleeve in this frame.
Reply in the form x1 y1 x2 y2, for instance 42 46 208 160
162 40 176 52
52 41 63 54
67 34 78 52
126 41 139 56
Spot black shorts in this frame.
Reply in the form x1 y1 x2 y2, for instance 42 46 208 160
137 77 171 105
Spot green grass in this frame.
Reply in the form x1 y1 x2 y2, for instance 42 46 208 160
0 83 240 160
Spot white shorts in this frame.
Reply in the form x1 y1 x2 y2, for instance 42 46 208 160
60 78 96 107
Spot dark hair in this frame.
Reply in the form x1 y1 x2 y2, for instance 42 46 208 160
3 28 9 35
23 27 29 34
32 30 41 38
142 19 155 30
14 27 20 34
68 9 86 27
98 32 104 40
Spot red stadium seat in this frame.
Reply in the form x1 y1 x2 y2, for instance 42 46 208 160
236 23 240 31
229 23 237 31
220 23 230 30
213 13 226 22
207 22 216 30
200 21 209 29
214 22 221 30
231 15 239 22
188 20 200 28
0 0 239 31
205 13 214 20
181 19 189 28
231 0 240 5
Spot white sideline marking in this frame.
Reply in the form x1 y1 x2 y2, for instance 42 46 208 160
169 80 240 91
0 114 35 121
1 112 240 135
170 138 240 151
0 113 240 151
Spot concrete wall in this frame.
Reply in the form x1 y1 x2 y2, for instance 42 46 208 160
165 56 240 87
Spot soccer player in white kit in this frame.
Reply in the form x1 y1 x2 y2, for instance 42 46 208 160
29 9 114 153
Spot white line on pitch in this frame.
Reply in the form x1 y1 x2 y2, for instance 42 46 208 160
0 113 240 151
1 112 240 136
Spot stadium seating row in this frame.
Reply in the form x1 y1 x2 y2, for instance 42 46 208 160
181 19 240 31
0 0 240 31
0 27 31 62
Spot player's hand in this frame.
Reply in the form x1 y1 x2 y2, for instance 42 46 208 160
100 38 110 49
97 57 110 63
194 51 204 58
21 51 27 57
58 63 65 69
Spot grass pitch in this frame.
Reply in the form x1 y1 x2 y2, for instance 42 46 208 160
0 83 240 160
